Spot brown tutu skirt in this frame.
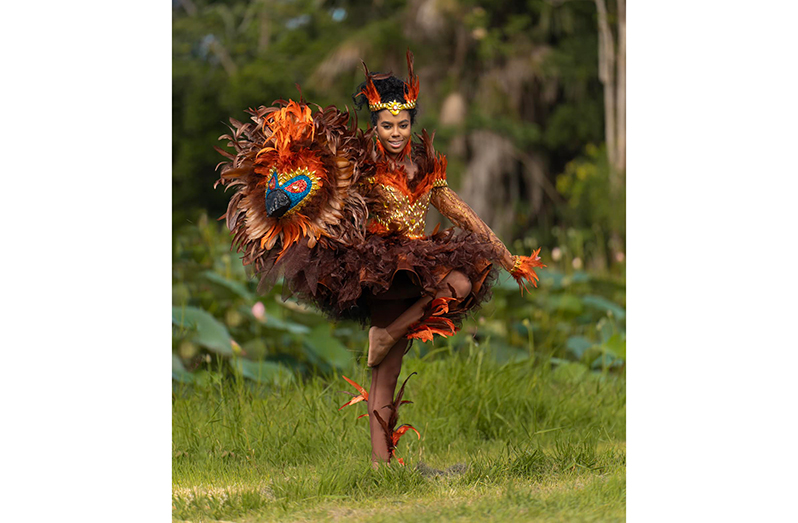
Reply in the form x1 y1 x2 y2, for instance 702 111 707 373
262 228 501 327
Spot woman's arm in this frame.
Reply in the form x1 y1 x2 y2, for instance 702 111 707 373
430 185 515 271
430 184 545 292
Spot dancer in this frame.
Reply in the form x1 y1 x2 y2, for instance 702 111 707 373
348 51 544 466
215 51 544 469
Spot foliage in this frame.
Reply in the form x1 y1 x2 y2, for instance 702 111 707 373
556 143 625 238
172 1 622 251
173 213 625 383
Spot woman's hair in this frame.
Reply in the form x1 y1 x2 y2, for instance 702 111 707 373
352 74 418 127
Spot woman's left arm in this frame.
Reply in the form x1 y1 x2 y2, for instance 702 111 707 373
430 185 515 271
430 184 545 291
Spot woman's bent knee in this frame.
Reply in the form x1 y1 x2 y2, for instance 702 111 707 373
443 271 472 299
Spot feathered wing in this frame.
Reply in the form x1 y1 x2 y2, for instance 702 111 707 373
215 100 372 289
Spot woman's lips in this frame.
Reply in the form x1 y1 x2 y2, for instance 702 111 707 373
388 140 404 149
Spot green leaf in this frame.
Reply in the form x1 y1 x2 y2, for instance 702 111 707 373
172 309 196 331
304 324 353 369
581 295 625 320
591 353 623 370
266 314 311 335
172 306 233 356
565 336 593 359
596 317 614 343
552 294 583 315
229 359 294 385
172 354 195 383
201 270 254 301
241 304 311 335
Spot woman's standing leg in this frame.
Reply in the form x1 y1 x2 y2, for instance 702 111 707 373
367 297 414 466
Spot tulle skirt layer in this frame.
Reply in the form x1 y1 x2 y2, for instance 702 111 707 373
263 229 501 326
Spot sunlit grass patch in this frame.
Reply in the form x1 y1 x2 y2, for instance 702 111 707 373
173 345 624 522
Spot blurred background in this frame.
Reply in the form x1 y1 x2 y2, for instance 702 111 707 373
172 0 626 383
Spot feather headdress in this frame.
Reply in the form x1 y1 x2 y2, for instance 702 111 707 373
361 49 420 115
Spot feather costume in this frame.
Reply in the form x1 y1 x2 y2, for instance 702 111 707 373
216 53 545 467
216 60 544 333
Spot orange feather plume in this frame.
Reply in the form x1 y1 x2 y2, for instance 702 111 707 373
257 100 314 161
510 248 547 295
359 61 382 107
338 375 369 411
404 49 419 104
392 424 421 447
371 150 441 200
406 296 458 342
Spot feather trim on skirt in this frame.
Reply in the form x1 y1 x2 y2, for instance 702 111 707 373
259 228 501 326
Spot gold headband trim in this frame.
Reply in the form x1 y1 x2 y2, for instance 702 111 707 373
368 99 417 116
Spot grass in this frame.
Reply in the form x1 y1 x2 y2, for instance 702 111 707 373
173 341 625 522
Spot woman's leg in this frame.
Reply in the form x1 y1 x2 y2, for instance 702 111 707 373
367 297 414 466
368 270 473 367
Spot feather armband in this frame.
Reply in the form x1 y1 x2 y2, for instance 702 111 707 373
338 374 420 465
510 249 547 295
405 296 458 342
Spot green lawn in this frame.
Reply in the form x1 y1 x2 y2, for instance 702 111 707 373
173 345 625 522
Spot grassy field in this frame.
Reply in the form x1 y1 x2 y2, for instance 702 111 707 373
173 341 625 522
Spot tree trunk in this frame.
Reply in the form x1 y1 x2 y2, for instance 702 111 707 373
616 0 626 174
595 0 618 189
459 130 517 239
258 2 270 54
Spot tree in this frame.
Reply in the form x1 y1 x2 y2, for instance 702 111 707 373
595 0 625 189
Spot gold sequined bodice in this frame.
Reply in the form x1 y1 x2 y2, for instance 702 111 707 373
365 178 447 239
372 184 429 239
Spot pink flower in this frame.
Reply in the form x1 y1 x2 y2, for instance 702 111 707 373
252 301 265 321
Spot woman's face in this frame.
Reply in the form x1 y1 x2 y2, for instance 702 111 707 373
375 110 411 156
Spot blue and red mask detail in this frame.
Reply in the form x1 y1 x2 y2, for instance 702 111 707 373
264 168 317 218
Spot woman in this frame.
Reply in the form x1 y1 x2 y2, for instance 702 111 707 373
348 51 545 466
216 51 543 468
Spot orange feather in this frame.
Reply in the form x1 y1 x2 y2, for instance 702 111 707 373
359 61 382 107
510 248 547 295
404 49 419 103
